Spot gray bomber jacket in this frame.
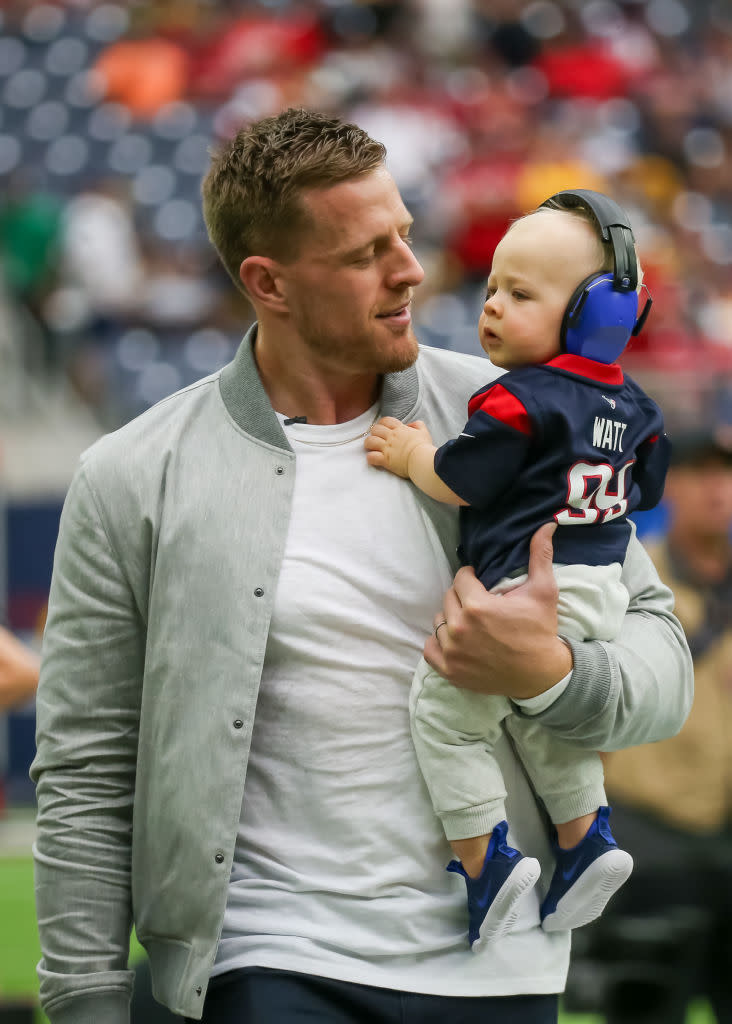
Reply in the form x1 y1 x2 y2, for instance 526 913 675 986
31 327 693 1022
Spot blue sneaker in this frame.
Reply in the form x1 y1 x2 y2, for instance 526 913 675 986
540 806 633 933
447 821 540 951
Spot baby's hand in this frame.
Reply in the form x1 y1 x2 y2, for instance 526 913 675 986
365 417 434 479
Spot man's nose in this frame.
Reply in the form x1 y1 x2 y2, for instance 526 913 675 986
391 238 425 287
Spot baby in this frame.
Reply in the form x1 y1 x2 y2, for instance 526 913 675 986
366 189 670 950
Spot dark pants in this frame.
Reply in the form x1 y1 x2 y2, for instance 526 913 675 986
131 956 182 1022
186 968 559 1024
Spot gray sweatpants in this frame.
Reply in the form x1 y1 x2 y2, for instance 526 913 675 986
410 562 628 841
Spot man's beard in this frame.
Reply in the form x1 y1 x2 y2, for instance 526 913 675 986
299 316 420 376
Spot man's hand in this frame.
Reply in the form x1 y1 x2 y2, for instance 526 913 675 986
365 417 434 479
424 523 573 699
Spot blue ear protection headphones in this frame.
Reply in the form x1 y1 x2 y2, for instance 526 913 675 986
539 188 653 364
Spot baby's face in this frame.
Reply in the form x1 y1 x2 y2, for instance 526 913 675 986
479 210 603 370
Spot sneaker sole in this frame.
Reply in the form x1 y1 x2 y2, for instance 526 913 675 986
472 857 541 951
542 848 633 933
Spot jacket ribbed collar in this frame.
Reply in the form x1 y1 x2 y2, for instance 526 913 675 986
219 323 421 450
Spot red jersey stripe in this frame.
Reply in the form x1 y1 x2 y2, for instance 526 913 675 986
468 383 532 435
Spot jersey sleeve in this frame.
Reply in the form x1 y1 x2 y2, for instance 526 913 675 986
434 382 534 507
634 430 671 510
631 394 671 511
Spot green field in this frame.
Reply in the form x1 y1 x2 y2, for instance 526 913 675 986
0 852 143 1023
0 850 716 1023
0 857 45 1022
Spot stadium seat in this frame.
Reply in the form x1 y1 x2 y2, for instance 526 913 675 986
0 134 22 176
21 2 67 44
24 99 70 143
3 68 48 110
44 35 89 78
132 164 177 207
44 133 91 179
83 3 130 44
0 37 28 78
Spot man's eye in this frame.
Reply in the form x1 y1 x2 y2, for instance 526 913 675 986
485 287 496 300
402 235 414 248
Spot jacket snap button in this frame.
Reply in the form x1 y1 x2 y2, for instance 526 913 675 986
233 719 243 729
254 587 264 597
275 466 284 475
196 987 202 997
215 852 224 864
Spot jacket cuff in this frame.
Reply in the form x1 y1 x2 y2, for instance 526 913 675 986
44 990 131 1024
527 637 612 733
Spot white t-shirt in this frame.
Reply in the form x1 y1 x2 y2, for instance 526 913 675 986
214 405 567 994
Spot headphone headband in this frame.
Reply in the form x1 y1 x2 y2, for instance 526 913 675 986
538 188 650 362
540 188 638 291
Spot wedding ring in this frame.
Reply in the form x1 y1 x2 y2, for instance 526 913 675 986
434 620 448 639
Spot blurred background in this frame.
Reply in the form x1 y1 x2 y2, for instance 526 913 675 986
1 0 731 1021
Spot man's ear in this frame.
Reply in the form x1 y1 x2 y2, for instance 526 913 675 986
239 256 288 313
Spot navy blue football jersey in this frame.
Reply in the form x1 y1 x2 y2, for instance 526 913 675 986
434 353 670 590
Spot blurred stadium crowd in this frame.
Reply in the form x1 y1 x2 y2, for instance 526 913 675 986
1 0 732 435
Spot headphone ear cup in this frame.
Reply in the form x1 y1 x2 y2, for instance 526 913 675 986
562 273 639 364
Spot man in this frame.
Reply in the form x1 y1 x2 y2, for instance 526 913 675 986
31 108 692 1024
599 424 732 1024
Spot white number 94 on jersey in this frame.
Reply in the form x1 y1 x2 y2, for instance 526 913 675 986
555 460 636 525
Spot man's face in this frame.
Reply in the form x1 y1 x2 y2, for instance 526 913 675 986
276 166 425 376
479 211 602 370
666 456 732 541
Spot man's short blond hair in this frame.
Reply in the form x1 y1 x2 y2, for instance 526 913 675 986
201 108 386 292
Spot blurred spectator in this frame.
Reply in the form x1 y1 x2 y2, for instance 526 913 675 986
0 625 39 712
0 176 63 373
514 117 608 211
437 79 535 284
0 176 62 310
0 623 39 813
529 5 633 101
350 81 469 217
190 8 327 99
56 179 145 333
138 240 219 328
472 0 541 69
324 0 413 49
585 425 732 1024
93 35 190 118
